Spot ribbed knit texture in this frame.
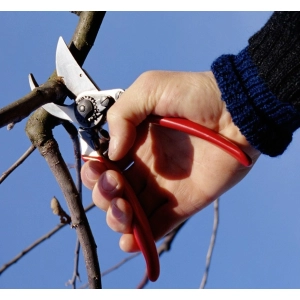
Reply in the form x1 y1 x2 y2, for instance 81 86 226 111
211 47 300 157
248 12 300 111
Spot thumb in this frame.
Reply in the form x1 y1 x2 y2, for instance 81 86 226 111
107 71 162 161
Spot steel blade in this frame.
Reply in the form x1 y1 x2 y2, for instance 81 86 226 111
43 102 81 126
56 36 99 97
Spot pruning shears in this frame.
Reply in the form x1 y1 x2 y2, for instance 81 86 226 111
29 37 252 282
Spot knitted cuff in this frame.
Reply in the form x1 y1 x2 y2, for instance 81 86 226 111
211 47 300 157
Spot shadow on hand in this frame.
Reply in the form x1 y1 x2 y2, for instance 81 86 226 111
121 119 195 239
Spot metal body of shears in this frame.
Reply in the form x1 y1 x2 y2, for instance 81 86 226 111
30 37 252 282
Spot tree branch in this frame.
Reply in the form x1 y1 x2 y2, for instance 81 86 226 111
0 77 68 129
199 198 219 289
102 253 140 277
27 121 101 289
0 11 106 129
0 144 36 184
62 121 82 197
69 11 106 67
66 238 81 288
0 223 65 276
0 202 95 276
62 121 82 289
24 11 106 289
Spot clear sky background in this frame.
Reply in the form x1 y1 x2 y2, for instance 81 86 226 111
1 10 300 290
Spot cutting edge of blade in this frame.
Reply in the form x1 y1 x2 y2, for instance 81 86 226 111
42 102 80 126
56 37 98 96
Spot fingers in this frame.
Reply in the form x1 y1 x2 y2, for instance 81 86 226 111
92 169 125 211
107 71 163 161
81 160 107 190
81 161 154 253
81 160 135 236
106 198 133 233
119 233 140 253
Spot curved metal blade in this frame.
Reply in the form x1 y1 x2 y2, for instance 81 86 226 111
29 73 80 126
42 102 81 126
56 36 99 97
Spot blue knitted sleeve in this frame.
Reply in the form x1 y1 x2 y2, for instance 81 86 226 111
211 47 300 157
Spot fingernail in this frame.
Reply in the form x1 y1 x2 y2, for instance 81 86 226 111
108 137 117 160
101 173 118 192
112 202 124 220
85 163 101 181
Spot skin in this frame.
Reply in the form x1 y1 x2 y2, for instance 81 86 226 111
81 71 260 252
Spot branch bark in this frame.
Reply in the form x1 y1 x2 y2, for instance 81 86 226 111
23 11 106 289
200 198 219 289
25 110 101 288
0 77 67 129
63 121 82 289
0 11 106 129
0 145 36 184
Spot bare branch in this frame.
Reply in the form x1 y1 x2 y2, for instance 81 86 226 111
62 121 82 289
0 11 105 288
200 198 220 289
78 253 140 289
102 253 140 277
69 11 106 67
0 223 65 276
62 121 82 197
0 144 36 184
0 11 106 129
66 239 81 288
0 202 95 276
0 77 68 129
24 12 106 289
25 107 101 288
137 221 187 289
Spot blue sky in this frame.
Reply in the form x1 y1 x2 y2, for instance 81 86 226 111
1 11 300 290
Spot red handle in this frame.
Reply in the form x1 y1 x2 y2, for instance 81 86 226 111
82 155 160 282
82 116 251 283
148 116 252 167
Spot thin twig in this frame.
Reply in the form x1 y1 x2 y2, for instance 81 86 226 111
79 253 141 289
137 221 187 289
66 239 81 288
62 121 83 289
199 198 220 289
0 202 95 276
102 253 140 277
0 223 65 276
81 222 186 289
0 145 36 184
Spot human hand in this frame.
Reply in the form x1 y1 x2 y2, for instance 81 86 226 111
81 71 260 252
